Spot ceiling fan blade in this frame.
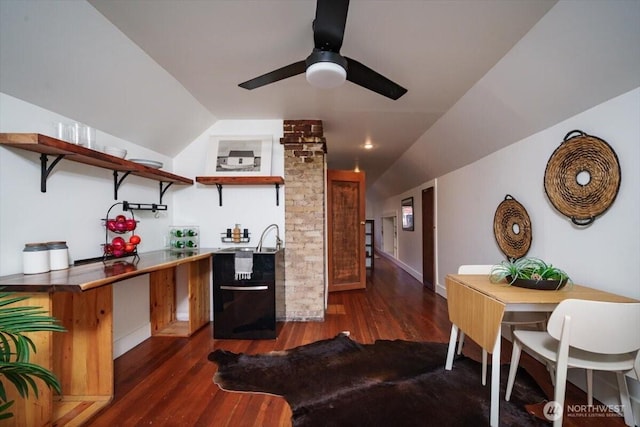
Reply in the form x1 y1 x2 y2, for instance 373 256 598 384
345 57 407 100
313 0 350 52
239 61 307 90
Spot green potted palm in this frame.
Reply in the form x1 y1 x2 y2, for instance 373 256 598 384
0 290 66 420
490 257 571 290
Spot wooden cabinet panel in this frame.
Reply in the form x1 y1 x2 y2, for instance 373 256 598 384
150 268 177 335
188 257 211 333
0 250 212 425
52 287 113 397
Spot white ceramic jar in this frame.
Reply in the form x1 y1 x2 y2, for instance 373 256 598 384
47 241 69 270
23 243 50 274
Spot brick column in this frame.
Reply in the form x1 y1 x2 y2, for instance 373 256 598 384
280 120 326 320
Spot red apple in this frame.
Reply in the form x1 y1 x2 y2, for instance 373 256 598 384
115 222 127 232
115 214 127 223
124 243 135 253
112 249 124 257
112 236 125 249
125 219 136 231
107 220 117 232
129 235 141 245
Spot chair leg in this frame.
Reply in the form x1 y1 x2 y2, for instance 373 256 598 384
552 360 568 427
445 325 459 370
505 338 522 401
615 372 634 426
457 331 465 355
586 369 593 406
482 349 487 386
548 364 556 387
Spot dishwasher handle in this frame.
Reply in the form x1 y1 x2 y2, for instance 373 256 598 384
220 285 268 291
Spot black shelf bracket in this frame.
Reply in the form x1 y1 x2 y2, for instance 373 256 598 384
211 182 281 206
159 181 173 204
215 183 223 206
123 200 167 212
39 153 65 192
113 170 132 200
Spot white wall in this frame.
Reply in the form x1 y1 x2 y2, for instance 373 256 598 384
374 181 436 281
436 88 639 299
171 120 285 318
172 120 285 250
372 89 640 300
0 94 285 357
371 88 640 421
0 93 178 357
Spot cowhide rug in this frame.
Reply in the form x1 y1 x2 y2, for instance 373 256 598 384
208 333 547 427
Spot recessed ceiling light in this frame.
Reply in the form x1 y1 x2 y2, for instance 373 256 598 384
363 141 373 150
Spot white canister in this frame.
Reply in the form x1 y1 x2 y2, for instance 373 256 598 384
23 243 50 274
47 241 69 271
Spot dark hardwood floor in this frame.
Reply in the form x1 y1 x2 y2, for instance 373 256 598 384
84 254 626 426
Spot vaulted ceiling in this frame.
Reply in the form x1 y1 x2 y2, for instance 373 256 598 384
1 1 638 198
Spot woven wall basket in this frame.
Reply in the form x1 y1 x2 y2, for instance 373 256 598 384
493 195 532 260
544 130 621 226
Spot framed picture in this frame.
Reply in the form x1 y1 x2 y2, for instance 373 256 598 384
205 135 273 176
402 197 414 231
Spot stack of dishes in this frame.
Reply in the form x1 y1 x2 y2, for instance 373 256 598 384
130 159 163 169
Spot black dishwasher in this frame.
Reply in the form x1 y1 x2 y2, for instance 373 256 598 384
213 250 282 339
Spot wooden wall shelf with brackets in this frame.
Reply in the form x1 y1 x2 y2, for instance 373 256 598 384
195 176 285 206
0 133 193 201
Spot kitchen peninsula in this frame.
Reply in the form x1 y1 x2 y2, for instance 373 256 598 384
0 249 214 426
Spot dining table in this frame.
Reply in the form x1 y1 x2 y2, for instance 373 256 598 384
444 273 639 427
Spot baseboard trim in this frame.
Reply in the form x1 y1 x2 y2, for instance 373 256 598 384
375 250 423 283
113 323 151 359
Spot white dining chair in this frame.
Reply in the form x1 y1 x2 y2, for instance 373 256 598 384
456 265 548 385
505 299 640 427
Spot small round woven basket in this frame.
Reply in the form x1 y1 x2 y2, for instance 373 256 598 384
544 130 621 226
493 195 532 260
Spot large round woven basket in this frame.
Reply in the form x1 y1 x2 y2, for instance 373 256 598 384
493 195 532 260
544 130 620 226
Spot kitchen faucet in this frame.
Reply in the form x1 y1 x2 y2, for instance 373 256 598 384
256 224 282 252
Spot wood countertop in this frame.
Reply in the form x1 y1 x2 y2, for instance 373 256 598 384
0 249 217 293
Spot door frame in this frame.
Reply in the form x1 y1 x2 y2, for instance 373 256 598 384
381 212 398 258
327 169 366 292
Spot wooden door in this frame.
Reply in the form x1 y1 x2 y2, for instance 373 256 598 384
327 170 366 292
422 186 435 290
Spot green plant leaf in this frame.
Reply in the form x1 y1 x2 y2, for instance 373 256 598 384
0 399 14 420
490 257 571 287
0 290 66 419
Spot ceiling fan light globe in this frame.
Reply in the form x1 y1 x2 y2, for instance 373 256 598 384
306 62 346 89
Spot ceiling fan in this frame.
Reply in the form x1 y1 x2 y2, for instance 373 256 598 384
238 0 407 100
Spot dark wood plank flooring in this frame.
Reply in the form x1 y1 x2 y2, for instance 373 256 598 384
84 254 626 426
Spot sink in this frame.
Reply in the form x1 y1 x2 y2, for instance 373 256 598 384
217 247 278 253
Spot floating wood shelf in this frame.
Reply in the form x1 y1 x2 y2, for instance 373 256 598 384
0 133 193 201
196 176 285 206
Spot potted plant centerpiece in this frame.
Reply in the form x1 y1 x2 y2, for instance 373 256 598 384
490 257 571 290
